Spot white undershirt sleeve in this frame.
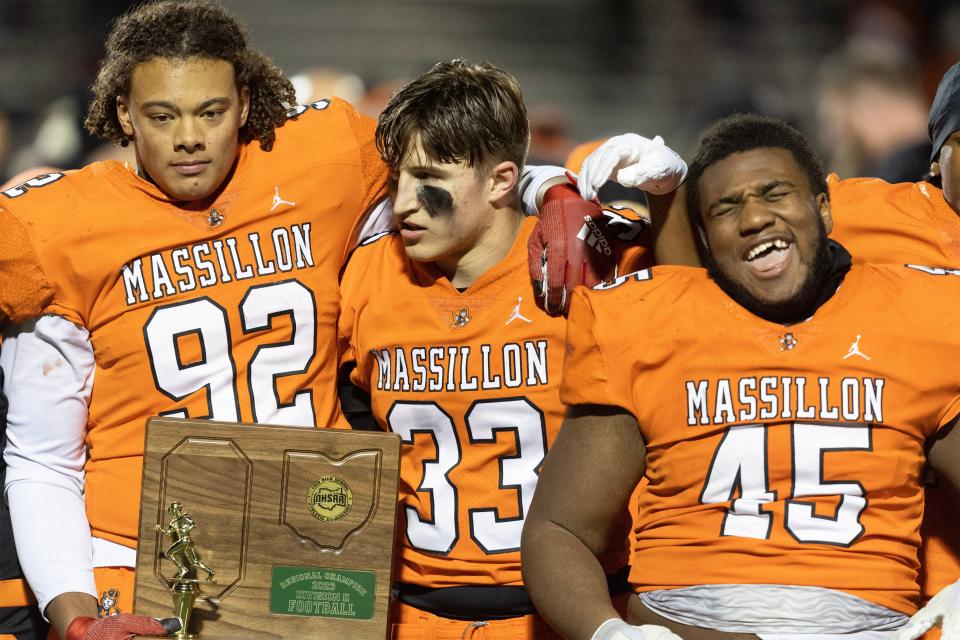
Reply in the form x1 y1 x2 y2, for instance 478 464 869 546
519 164 569 214
2 314 97 615
352 197 394 247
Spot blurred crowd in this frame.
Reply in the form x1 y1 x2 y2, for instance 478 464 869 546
1 0 959 186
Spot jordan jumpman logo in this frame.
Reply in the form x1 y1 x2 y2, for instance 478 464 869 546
842 334 871 360
270 186 296 211
506 296 532 325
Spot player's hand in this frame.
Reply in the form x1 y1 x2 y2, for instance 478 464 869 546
591 618 685 640
528 195 610 316
894 579 960 640
65 614 179 640
529 180 649 315
578 134 687 201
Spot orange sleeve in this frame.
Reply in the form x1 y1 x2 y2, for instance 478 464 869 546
337 238 386 392
560 288 622 408
336 306 358 375
337 258 361 378
0 207 56 324
347 107 389 214
938 394 960 431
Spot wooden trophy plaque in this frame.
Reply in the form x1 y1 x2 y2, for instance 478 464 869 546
134 417 400 639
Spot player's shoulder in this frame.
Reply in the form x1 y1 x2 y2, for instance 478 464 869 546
862 261 960 278
283 96 361 123
270 97 372 151
575 265 708 319
3 166 81 208
588 264 706 298
1 162 129 222
340 231 404 294
871 261 960 282
828 172 904 193
860 262 960 305
349 228 402 263
828 173 929 211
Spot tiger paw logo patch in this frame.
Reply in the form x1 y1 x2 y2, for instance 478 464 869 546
307 476 353 522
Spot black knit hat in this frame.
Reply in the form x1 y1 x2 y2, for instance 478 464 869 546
929 61 960 164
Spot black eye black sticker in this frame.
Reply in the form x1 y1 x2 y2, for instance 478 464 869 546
417 185 454 217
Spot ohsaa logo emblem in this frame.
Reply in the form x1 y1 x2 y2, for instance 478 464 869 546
307 476 353 522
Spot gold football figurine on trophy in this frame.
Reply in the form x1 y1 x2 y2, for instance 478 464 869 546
156 502 215 638
156 502 215 582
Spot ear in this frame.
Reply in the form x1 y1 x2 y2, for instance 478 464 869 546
930 160 941 178
116 95 135 138
487 160 519 205
816 192 833 235
238 84 251 127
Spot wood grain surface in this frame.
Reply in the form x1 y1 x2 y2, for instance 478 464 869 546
134 418 400 639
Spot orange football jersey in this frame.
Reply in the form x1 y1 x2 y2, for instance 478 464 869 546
829 174 960 266
339 218 574 588
0 98 387 549
562 263 960 615
830 174 960 600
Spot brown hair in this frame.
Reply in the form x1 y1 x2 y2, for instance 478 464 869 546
376 59 529 173
85 0 294 150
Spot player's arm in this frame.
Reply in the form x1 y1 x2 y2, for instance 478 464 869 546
895 418 960 640
2 315 98 636
0 366 51 639
529 134 695 316
519 164 571 212
335 250 379 432
3 317 175 640
521 404 647 640
336 363 377 431
579 134 700 267
646 184 701 267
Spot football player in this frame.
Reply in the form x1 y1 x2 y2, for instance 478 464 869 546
522 114 960 639
572 60 960 634
337 59 651 640
0 3 572 639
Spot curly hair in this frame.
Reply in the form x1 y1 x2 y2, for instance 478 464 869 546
84 0 294 150
376 59 529 173
685 114 829 227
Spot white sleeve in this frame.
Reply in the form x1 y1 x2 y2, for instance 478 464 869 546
2 315 97 614
351 197 394 249
519 164 569 215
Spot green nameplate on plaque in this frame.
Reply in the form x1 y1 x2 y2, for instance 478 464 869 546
270 566 376 619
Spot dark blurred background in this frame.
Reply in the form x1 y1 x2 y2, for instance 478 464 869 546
1 0 957 184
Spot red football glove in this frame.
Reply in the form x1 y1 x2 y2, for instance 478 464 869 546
528 178 647 315
66 614 178 640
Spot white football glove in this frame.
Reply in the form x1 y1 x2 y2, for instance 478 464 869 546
894 579 960 640
577 134 688 201
591 618 684 640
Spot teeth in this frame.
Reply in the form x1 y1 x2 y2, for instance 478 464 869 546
746 239 789 261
